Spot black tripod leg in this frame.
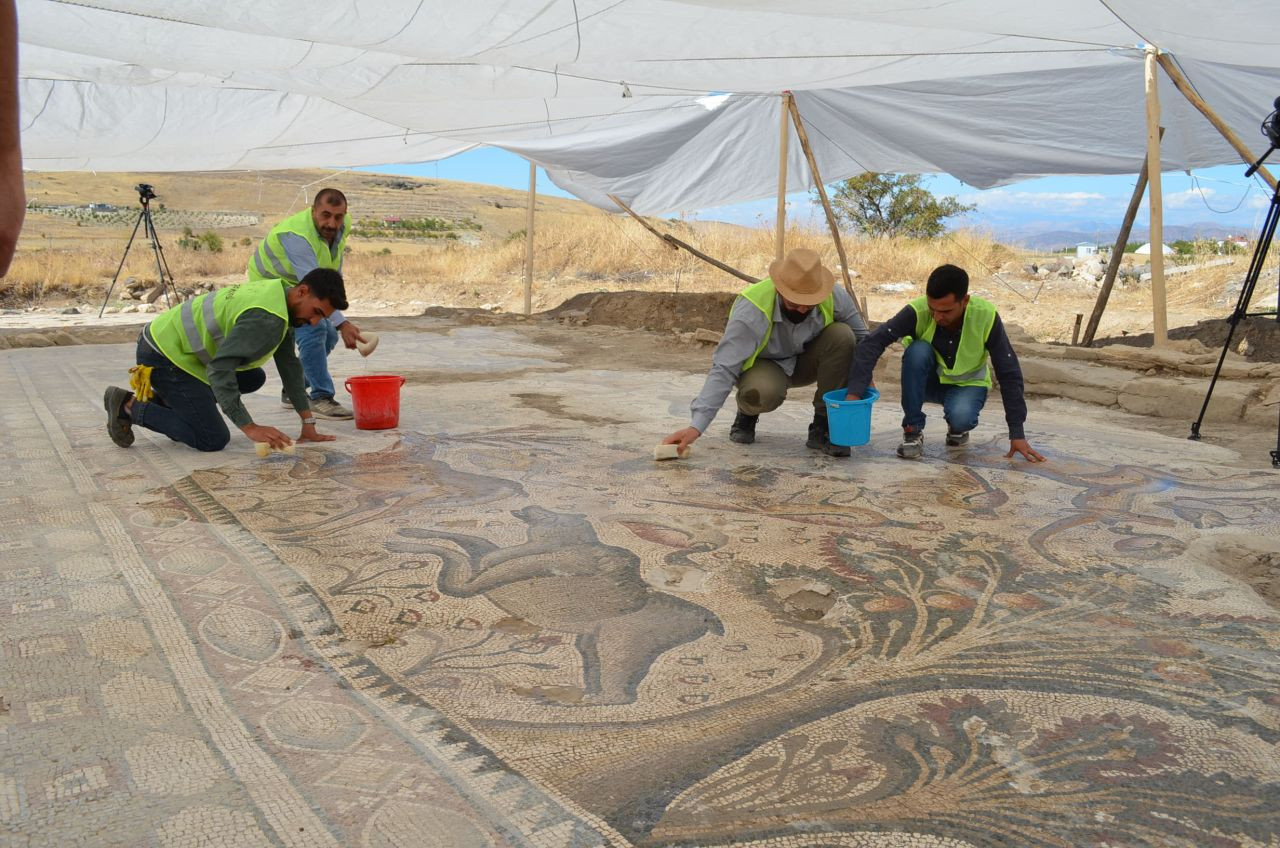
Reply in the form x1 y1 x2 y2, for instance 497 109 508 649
1190 184 1279 441
143 210 172 309
98 210 145 318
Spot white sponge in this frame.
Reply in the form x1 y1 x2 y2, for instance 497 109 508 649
653 443 691 461
356 332 380 357
254 441 296 458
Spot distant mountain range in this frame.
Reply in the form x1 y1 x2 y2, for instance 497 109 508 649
993 222 1248 252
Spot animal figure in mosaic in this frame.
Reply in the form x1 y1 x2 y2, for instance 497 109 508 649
270 432 524 538
389 505 724 704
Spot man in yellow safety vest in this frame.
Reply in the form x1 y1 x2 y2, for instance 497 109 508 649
663 248 869 457
844 263 1044 462
102 269 348 453
249 187 361 420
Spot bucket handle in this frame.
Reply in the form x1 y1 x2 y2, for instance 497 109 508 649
344 376 407 393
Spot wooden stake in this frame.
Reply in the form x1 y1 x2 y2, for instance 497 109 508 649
1156 53 1277 192
785 95 862 312
1071 313 1083 346
1145 48 1168 347
1082 126 1163 347
776 93 791 261
608 194 758 284
523 161 536 315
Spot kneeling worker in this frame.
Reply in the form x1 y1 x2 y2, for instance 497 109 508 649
844 263 1044 462
103 269 349 453
663 248 869 457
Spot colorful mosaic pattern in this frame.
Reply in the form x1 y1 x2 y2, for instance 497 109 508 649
3 335 1279 847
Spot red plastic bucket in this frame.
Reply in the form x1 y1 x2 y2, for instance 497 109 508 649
344 375 405 430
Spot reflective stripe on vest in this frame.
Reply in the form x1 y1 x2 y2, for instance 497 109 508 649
148 279 289 384
178 293 225 365
908 295 997 388
248 208 346 285
738 278 835 371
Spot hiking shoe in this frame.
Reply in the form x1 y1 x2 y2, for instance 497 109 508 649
729 412 758 444
896 427 924 459
103 386 134 448
945 429 970 448
310 396 354 420
806 417 851 457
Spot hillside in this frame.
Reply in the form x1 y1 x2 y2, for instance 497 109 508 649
20 168 606 249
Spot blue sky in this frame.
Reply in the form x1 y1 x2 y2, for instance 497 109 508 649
359 148 1274 238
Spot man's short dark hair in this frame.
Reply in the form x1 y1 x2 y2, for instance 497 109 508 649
313 187 347 208
300 268 348 310
926 264 969 300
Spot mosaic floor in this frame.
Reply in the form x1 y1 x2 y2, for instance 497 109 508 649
2 325 1279 848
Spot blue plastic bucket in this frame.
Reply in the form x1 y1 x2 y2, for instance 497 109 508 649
822 386 879 446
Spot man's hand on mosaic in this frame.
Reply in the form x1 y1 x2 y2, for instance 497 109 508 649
338 319 362 350
297 421 336 444
1006 438 1046 462
242 423 294 450
663 426 701 451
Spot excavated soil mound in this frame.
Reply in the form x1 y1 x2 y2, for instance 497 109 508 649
1095 315 1280 363
546 290 736 333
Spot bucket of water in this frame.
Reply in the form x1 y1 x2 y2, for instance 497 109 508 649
822 386 879 447
344 375 405 430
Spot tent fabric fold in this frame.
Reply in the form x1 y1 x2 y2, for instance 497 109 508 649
16 0 1280 214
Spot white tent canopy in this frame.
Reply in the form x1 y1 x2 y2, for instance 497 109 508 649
16 0 1280 214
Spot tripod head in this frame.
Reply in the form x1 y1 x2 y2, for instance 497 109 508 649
135 183 157 204
1245 96 1280 177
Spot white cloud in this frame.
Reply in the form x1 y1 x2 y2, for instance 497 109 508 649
1164 187 1214 209
959 190 1109 211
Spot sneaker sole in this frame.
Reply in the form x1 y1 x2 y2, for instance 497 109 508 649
312 411 354 420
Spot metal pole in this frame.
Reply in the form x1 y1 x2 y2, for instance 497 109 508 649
1145 47 1168 346
776 92 791 261
523 161 536 315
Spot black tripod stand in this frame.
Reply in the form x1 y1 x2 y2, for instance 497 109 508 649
1188 143 1279 467
98 183 178 318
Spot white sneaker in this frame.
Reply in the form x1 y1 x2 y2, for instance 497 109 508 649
310 396 354 420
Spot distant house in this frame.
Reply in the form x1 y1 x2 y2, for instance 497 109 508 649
1075 242 1098 258
1134 242 1173 255
87 202 116 212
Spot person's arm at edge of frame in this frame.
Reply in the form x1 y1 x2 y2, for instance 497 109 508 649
0 0 25 277
843 304 916 399
662 298 765 451
274 325 335 444
988 313 1045 462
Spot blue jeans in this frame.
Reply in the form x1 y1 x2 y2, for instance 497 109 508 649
900 340 988 434
294 318 338 400
130 336 266 452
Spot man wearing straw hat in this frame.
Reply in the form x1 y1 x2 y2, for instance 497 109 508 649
844 263 1044 462
663 248 869 457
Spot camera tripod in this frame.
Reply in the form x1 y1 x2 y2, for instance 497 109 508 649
97 188 178 318
1188 145 1279 467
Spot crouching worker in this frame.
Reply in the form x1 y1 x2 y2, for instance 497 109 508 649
102 268 349 453
663 248 869 457
844 263 1044 462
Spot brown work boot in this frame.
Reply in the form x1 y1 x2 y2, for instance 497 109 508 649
103 386 134 448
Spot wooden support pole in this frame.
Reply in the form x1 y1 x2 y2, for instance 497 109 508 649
1071 313 1083 346
1156 53 1277 192
523 161 536 315
784 95 862 313
776 93 791 261
1082 126 1163 347
608 194 758 284
1145 48 1168 347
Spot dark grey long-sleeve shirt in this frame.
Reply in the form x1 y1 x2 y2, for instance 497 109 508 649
689 286 869 433
845 304 1028 440
145 308 309 428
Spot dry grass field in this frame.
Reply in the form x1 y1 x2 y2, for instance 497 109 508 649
6 168 1275 344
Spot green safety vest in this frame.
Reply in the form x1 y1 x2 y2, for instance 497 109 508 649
738 277 835 371
248 208 346 284
906 295 997 388
149 278 290 384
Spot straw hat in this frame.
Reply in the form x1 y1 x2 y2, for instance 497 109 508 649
768 248 835 306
